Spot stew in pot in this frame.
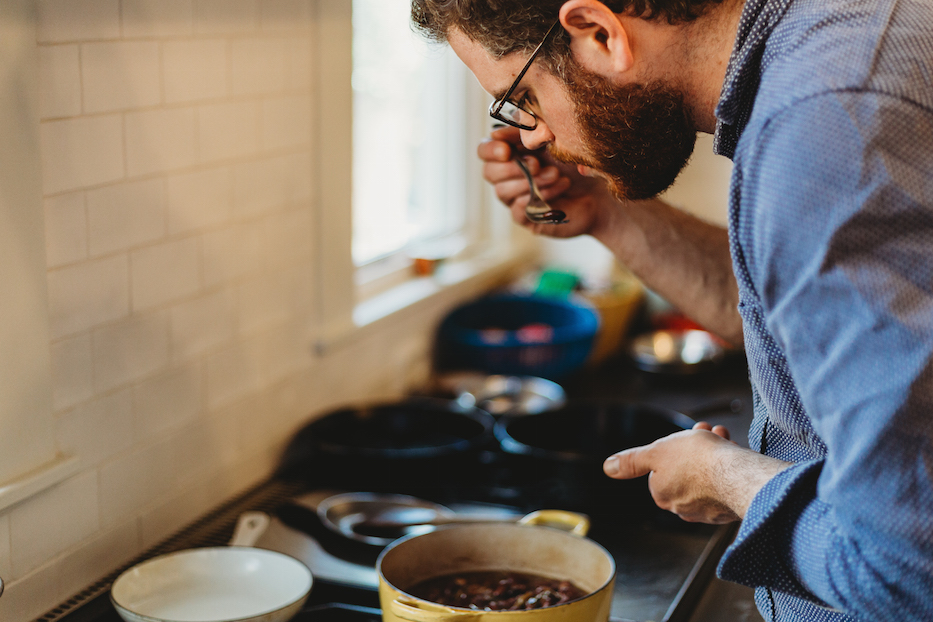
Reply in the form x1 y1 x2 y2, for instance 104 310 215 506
406 570 586 611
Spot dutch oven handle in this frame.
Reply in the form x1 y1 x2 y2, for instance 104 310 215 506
390 597 483 621
518 509 590 537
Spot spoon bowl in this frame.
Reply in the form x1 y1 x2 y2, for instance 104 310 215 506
515 157 567 225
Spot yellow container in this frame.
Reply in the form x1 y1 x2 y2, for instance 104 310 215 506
582 272 644 366
377 522 615 622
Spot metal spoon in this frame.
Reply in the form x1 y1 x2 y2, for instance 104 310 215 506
514 157 567 225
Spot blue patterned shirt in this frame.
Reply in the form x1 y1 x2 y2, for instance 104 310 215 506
711 0 933 620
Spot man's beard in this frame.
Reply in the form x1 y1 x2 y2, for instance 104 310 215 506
551 62 697 202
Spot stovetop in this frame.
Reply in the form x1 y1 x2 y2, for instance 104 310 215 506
48 355 753 622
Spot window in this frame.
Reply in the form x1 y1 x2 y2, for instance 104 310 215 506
313 0 529 349
352 0 470 268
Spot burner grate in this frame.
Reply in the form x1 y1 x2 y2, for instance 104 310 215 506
34 479 306 622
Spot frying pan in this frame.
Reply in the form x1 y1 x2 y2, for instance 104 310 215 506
110 513 313 622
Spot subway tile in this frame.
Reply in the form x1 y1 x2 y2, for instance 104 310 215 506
194 0 258 35
57 519 139 602
134 365 202 438
166 167 233 235
50 333 94 411
37 0 120 43
9 471 99 577
93 312 170 392
125 108 198 177
232 154 308 218
263 208 313 268
38 45 81 119
198 101 260 163
40 115 124 194
238 271 291 334
56 389 134 470
130 238 201 311
200 223 265 287
122 0 194 38
231 38 289 96
163 39 228 104
87 178 166 256
170 289 236 360
261 95 311 151
0 562 60 620
287 36 313 90
260 0 312 32
47 255 129 338
265 319 311 382
81 41 161 114
204 337 265 408
0 514 10 582
138 459 239 550
44 191 87 268
98 437 176 528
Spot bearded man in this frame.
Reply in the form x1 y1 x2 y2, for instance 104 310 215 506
411 0 933 620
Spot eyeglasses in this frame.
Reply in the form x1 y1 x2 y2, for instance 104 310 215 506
488 20 561 131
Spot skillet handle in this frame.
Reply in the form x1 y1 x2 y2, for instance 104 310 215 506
518 509 590 536
229 511 270 546
390 597 483 622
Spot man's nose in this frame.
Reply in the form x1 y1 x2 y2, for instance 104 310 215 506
520 121 554 151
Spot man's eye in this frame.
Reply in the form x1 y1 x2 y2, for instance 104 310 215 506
512 91 531 109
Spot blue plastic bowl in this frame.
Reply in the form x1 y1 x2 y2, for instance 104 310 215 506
436 294 600 380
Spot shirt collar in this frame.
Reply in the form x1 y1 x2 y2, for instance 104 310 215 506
713 0 795 158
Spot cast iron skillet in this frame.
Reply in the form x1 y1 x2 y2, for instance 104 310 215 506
277 397 495 495
493 400 694 515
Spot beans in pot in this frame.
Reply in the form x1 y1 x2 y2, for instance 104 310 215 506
406 570 587 611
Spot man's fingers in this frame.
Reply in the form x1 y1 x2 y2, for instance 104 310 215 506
603 445 654 480
712 425 731 440
693 421 731 441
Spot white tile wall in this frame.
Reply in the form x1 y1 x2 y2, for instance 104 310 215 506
55 389 135 468
44 191 87 267
37 0 121 44
81 41 161 113
199 101 261 162
167 167 234 234
130 237 201 310
8 471 100 576
47 255 130 338
163 39 229 104
37 45 81 119
169 289 237 360
40 115 125 193
0 3 448 620
92 312 171 392
50 334 95 411
87 178 167 256
125 107 199 176
122 0 194 38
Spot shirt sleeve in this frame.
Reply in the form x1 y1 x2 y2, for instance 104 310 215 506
716 90 933 619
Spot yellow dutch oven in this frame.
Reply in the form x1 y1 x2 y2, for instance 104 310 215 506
376 511 615 622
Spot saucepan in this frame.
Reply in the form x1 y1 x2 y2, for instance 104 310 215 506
318 491 589 546
110 513 313 622
377 522 615 622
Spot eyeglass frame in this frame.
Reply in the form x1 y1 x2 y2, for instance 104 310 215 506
488 20 561 131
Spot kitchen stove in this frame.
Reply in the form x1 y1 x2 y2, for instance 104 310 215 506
48 355 754 622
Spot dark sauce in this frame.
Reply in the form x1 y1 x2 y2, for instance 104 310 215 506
406 570 587 611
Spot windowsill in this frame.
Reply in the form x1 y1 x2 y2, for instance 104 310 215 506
315 244 538 354
0 454 79 512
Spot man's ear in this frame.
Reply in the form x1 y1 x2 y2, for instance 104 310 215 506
558 0 634 76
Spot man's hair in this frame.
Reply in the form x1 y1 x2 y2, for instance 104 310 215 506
411 0 723 64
